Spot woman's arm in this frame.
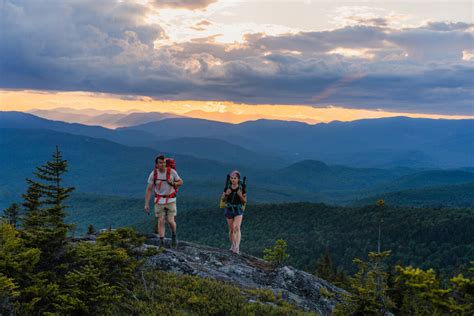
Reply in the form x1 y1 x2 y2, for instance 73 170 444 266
237 190 247 204
222 188 231 200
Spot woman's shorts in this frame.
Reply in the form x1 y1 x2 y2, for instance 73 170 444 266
224 204 243 219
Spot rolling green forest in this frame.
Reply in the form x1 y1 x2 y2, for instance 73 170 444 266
64 192 474 277
139 202 474 277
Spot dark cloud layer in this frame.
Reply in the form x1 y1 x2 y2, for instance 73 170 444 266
1 0 473 115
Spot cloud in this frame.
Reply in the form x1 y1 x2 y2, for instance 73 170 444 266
423 21 473 32
0 1 473 115
190 20 213 31
150 0 217 10
330 6 411 29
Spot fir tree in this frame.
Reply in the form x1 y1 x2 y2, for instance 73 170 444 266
393 265 460 314
21 182 43 233
2 203 20 228
87 224 95 235
451 261 474 314
315 249 336 281
263 239 290 267
0 222 41 314
335 251 394 315
21 146 75 266
34 145 74 229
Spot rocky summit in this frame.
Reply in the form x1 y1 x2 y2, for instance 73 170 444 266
142 235 346 315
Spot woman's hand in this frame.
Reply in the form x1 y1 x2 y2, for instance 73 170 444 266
237 190 246 203
225 188 231 196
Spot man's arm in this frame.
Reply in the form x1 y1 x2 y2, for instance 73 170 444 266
144 182 153 213
172 171 183 187
174 178 183 187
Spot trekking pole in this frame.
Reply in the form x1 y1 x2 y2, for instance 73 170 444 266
225 174 230 190
220 174 230 208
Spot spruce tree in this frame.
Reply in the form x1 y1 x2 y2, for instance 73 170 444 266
21 183 43 233
315 249 336 281
335 251 394 315
263 239 290 267
2 203 20 228
87 224 95 235
393 265 461 314
21 146 75 266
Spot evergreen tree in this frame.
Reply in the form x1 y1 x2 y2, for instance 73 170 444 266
263 239 290 267
21 182 44 235
87 224 95 235
21 146 75 267
335 251 394 315
315 249 336 281
2 203 20 228
450 261 474 314
0 222 41 314
314 249 349 288
393 265 461 314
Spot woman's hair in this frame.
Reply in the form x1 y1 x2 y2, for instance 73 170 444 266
230 170 241 179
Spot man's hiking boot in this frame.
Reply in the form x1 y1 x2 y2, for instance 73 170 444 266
159 237 165 248
171 233 177 248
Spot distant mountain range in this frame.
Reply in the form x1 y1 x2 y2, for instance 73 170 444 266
12 110 473 169
0 111 284 169
1 112 473 209
27 107 322 125
28 108 182 128
119 115 473 168
0 111 158 146
145 137 287 168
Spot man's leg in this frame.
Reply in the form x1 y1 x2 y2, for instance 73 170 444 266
155 204 166 247
167 216 177 233
167 216 177 247
157 215 165 247
166 202 178 247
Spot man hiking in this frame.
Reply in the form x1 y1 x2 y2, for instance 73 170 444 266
145 155 183 248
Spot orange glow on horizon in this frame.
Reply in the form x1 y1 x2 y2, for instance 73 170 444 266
1 89 472 127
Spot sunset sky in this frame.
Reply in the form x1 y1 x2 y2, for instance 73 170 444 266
1 0 473 124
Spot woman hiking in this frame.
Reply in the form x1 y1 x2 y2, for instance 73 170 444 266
220 170 247 254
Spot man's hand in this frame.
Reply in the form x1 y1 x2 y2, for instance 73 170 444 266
144 204 150 214
172 179 183 188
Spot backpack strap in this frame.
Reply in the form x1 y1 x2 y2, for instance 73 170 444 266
153 166 178 205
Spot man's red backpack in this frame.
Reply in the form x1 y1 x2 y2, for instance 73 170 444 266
153 158 178 204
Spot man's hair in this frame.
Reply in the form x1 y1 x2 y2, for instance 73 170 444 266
155 155 165 164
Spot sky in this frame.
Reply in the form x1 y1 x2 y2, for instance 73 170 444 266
1 0 473 123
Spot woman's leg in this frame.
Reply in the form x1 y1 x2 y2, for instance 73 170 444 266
232 215 243 253
226 217 235 250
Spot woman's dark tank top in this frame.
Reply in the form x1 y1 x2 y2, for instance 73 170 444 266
226 186 246 205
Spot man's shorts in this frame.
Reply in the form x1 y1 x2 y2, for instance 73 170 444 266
154 202 177 218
